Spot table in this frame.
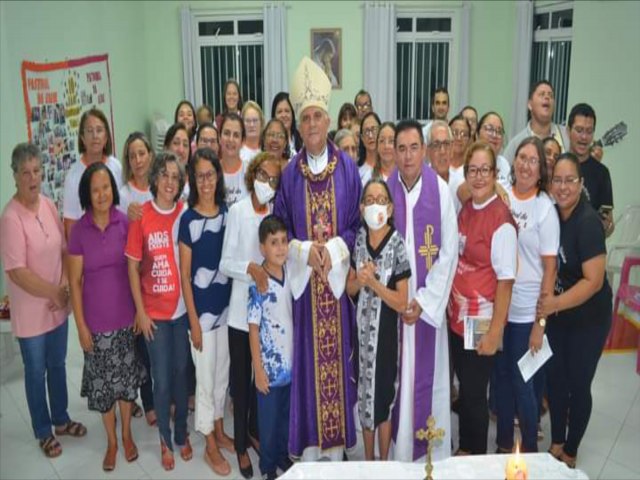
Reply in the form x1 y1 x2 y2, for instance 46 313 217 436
280 453 588 479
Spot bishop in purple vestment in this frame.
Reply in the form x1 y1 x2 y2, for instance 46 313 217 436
274 57 362 460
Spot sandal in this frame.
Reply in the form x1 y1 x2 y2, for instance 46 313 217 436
55 420 87 438
102 445 117 472
132 402 143 418
548 443 564 460
161 441 175 471
123 439 138 462
559 451 577 469
179 436 193 461
39 436 62 458
204 447 231 476
145 410 157 427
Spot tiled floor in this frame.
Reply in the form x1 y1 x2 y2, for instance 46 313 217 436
1 321 638 479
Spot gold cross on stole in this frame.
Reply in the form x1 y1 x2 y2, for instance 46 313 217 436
418 225 439 270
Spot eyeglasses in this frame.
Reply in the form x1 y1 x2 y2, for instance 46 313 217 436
451 129 470 139
429 140 452 151
481 125 504 138
266 132 286 141
516 155 540 166
362 195 389 206
572 126 594 137
256 168 279 189
551 176 581 187
362 127 379 138
466 165 494 178
195 170 216 184
84 127 105 137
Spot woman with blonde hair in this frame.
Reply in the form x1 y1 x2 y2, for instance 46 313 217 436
240 101 264 164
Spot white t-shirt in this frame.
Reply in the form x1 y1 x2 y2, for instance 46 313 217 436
63 155 122 220
223 161 249 208
359 163 373 186
118 181 152 215
507 189 560 323
496 155 512 191
239 145 260 164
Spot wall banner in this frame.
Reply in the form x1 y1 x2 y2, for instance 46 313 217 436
21 54 115 213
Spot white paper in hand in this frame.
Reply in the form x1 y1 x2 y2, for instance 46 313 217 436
518 334 553 383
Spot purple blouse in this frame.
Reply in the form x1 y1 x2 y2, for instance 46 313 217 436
68 207 135 334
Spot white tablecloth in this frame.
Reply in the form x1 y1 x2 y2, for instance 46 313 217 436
280 453 588 479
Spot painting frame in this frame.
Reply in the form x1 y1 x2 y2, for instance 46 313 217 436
310 28 342 89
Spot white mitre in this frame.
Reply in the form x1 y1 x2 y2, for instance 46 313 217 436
290 56 331 117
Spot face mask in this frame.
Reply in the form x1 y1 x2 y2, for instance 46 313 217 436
364 204 388 231
254 180 275 205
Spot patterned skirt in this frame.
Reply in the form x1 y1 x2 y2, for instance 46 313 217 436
81 327 147 413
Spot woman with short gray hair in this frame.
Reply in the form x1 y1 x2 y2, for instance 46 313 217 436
1 142 87 459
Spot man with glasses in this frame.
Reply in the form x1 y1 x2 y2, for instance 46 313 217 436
504 80 567 164
423 87 450 154
354 90 373 121
567 103 614 236
428 121 463 213
387 119 458 463
275 57 362 462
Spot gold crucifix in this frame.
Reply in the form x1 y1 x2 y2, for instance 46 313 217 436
416 415 445 480
418 225 439 270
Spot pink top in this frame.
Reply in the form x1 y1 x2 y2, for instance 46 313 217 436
0 195 68 338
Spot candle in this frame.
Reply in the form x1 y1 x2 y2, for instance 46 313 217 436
505 443 528 480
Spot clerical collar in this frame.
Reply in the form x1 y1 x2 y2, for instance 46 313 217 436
400 173 422 193
307 146 328 175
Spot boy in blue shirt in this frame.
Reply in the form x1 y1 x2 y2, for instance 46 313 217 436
248 215 294 480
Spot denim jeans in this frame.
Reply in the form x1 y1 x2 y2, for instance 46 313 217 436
495 322 538 452
17 319 71 440
145 314 190 451
257 385 290 475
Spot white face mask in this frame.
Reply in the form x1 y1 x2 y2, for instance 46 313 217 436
254 179 275 205
364 204 388 231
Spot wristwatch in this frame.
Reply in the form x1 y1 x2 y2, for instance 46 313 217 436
537 317 547 328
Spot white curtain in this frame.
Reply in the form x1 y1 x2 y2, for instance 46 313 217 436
180 6 196 104
509 0 533 138
454 1 471 113
364 1 396 121
263 2 288 111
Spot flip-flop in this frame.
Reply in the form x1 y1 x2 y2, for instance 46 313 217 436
132 402 143 418
55 421 87 438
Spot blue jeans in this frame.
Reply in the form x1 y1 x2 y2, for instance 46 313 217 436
145 314 190 451
257 384 290 475
18 319 71 440
495 322 538 452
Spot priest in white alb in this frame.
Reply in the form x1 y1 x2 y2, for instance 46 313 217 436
387 119 458 462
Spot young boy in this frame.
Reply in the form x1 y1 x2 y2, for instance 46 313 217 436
247 215 294 480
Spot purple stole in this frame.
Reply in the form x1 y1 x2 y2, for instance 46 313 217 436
388 164 441 460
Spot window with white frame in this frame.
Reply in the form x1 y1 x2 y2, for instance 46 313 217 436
193 15 264 114
396 13 454 122
531 3 573 125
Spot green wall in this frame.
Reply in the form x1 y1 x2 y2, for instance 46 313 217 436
569 1 640 230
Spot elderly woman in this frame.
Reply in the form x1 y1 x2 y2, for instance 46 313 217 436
447 141 518 455
0 143 86 459
240 101 264 163
126 152 190 471
271 92 302 156
179 148 233 475
334 128 359 164
220 152 283 478
260 118 290 164
68 163 145 471
63 108 122 238
495 137 559 454
537 153 612 469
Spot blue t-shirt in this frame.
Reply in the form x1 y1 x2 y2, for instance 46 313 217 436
178 207 231 331
247 268 293 387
